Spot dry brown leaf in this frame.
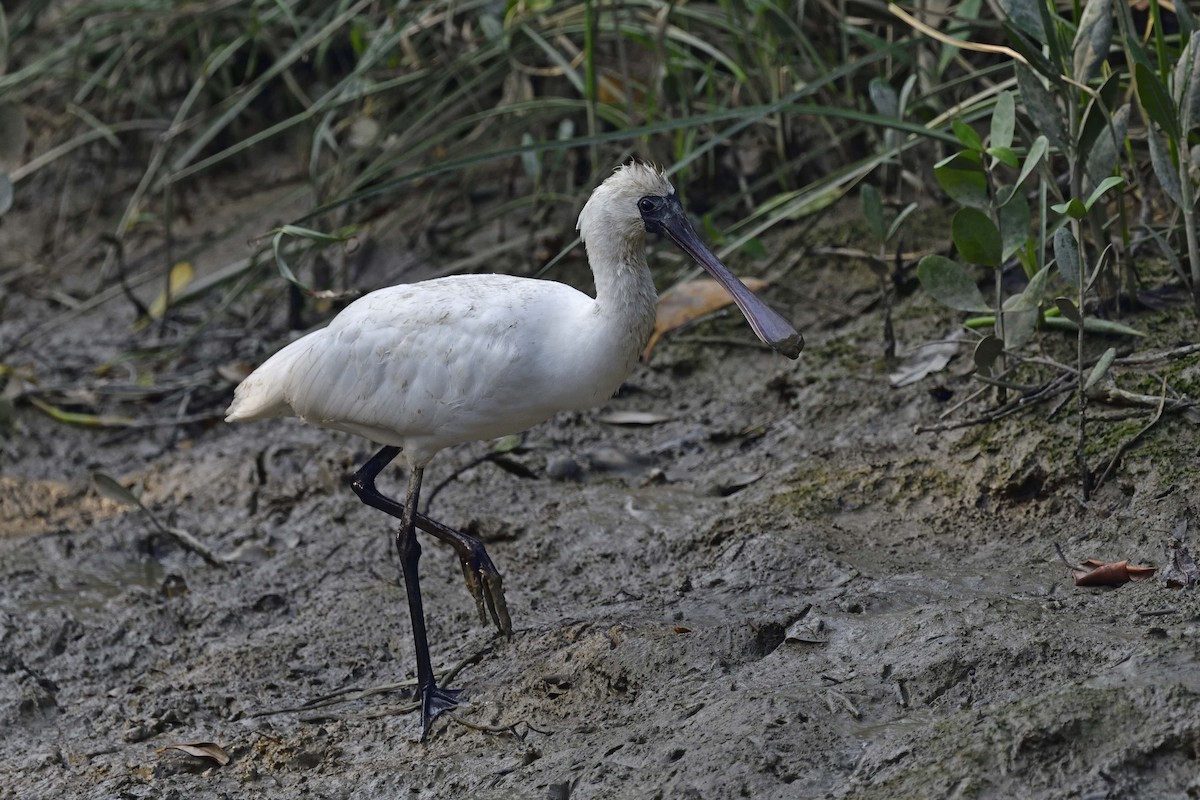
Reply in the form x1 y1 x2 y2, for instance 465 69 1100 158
642 277 768 362
1071 559 1158 587
156 742 230 766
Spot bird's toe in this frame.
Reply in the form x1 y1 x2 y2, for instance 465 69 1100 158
481 571 512 636
419 684 463 740
459 553 512 635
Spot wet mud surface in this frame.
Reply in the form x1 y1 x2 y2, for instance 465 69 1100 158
3 177 1200 799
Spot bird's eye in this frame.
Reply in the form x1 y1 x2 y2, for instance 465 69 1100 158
637 197 658 214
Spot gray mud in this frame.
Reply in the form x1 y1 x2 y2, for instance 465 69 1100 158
3 178 1200 799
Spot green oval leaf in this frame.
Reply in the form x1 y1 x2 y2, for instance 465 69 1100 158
1084 347 1117 392
917 255 990 312
998 0 1046 44
973 335 1004 375
1010 135 1049 197
869 78 899 117
1084 175 1124 211
1003 307 1039 349
1146 124 1182 205
952 119 983 151
1054 297 1082 324
887 202 919 242
1051 198 1088 220
1072 0 1112 84
1053 228 1081 285
1016 67 1064 149
952 207 1002 267
999 188 1031 259
1173 36 1200 134
934 153 989 209
987 146 1020 169
861 184 885 243
990 91 1015 149
1006 263 1052 312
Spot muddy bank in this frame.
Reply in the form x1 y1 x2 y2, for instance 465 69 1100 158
3 186 1200 799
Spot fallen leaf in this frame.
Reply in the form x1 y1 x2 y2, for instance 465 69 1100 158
92 471 142 507
490 434 524 454
672 626 692 634
889 330 966 387
140 262 195 326
784 617 825 644
594 410 671 426
1071 559 1157 587
216 362 254 384
156 742 230 766
712 472 762 496
1163 519 1198 589
642 277 768 362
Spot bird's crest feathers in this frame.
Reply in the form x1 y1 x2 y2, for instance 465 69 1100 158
577 161 674 242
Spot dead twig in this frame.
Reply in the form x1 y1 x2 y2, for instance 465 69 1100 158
1086 382 1194 414
92 472 225 568
249 679 418 718
248 642 496 718
918 374 1074 433
1115 343 1200 365
447 713 525 737
1093 378 1169 493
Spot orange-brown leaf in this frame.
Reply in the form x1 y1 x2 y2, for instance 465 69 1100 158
642 277 768 362
1071 559 1157 587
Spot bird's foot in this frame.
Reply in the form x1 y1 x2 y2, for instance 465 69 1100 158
460 549 512 636
418 684 463 740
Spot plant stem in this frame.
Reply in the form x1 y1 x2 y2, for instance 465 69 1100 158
1179 150 1200 313
1065 70 1089 499
1073 215 1090 500
583 0 598 172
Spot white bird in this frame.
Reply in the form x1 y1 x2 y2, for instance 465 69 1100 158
226 162 802 737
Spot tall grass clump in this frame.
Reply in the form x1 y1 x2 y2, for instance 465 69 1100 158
3 2 958 300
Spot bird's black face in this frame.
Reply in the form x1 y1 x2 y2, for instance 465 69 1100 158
635 193 804 360
637 194 674 235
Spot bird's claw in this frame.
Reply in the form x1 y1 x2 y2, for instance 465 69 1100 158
460 552 512 636
419 684 463 740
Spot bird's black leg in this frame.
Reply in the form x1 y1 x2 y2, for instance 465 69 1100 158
395 465 461 739
350 446 511 634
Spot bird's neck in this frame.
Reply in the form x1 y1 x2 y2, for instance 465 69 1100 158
588 234 658 351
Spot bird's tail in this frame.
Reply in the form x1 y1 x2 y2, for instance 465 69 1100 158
225 372 293 422
224 346 302 422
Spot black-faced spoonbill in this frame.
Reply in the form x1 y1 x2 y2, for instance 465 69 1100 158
225 162 803 738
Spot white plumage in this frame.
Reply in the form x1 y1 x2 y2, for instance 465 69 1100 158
227 164 669 465
225 162 801 738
